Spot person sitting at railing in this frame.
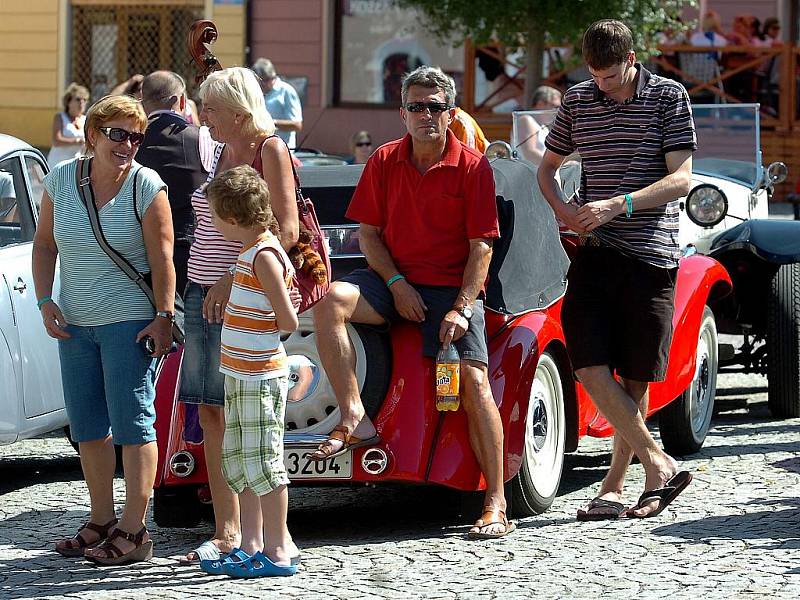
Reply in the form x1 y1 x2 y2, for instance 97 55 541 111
689 11 727 56
724 14 762 101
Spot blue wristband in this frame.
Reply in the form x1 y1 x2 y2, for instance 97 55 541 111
37 296 52 309
386 274 405 287
624 193 634 218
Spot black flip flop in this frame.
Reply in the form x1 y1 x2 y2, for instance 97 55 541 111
628 470 693 518
577 498 627 521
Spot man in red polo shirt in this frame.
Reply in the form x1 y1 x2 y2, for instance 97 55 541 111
309 66 511 538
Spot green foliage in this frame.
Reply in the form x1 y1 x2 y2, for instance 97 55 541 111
396 0 694 58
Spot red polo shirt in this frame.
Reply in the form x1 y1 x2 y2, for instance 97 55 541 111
346 130 499 287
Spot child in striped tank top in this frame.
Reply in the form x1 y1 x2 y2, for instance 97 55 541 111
205 166 300 577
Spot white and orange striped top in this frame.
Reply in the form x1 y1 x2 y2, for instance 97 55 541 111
220 235 295 381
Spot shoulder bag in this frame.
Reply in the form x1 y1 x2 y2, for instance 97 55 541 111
75 157 185 343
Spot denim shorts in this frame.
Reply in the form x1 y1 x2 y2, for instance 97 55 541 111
339 268 489 364
179 281 225 406
58 319 157 445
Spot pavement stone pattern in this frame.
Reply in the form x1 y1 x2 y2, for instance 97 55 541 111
1 372 798 599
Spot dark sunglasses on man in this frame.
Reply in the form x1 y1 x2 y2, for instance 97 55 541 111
98 127 145 146
404 102 452 114
355 140 372 147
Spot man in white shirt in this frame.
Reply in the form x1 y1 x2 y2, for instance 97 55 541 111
252 58 303 149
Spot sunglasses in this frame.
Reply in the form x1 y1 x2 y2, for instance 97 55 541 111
404 102 452 114
98 126 145 146
355 141 372 147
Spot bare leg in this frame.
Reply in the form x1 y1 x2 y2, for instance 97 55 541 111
183 405 240 561
576 366 678 517
578 377 649 517
312 282 385 453
238 488 263 556
56 436 117 552
260 485 298 566
461 362 508 536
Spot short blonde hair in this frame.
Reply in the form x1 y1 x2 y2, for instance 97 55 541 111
62 82 90 113
84 95 147 155
206 165 279 233
198 67 275 139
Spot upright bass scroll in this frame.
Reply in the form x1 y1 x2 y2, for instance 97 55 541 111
187 20 223 84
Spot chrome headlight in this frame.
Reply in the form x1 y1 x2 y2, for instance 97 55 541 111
686 184 727 227
486 140 513 160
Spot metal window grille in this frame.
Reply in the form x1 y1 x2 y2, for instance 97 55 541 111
71 3 204 102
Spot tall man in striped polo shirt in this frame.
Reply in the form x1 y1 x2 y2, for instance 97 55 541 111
538 20 697 520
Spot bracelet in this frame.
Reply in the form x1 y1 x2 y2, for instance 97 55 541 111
37 296 52 309
624 193 634 218
386 274 405 287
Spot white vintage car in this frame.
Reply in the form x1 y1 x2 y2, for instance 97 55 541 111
510 103 798 418
0 133 66 444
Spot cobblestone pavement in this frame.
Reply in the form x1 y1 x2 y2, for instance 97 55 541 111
1 373 798 599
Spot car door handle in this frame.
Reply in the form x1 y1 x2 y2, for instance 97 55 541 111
13 278 27 292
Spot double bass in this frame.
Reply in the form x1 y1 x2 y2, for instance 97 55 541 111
187 20 222 84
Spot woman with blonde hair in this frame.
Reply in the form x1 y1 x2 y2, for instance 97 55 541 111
33 94 176 564
179 66 299 567
47 83 90 168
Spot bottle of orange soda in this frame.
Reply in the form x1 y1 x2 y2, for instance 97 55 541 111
435 343 460 411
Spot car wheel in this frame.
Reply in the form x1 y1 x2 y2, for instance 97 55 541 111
659 306 718 455
282 315 391 433
510 351 566 517
153 486 202 528
767 263 800 418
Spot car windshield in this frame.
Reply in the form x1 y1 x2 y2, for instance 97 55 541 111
511 103 762 188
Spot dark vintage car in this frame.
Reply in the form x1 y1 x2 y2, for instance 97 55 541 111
149 155 732 527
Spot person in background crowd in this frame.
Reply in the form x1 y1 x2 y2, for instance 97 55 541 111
33 94 176 564
538 19 696 521
252 58 303 150
725 14 760 100
111 74 145 100
138 70 217 297
449 106 488 153
762 18 782 45
178 66 298 567
348 130 373 164
515 85 562 166
689 11 728 50
47 83 89 168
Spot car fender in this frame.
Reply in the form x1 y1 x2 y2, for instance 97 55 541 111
710 219 800 264
0 330 21 444
426 307 567 488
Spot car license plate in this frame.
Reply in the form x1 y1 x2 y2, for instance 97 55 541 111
284 446 352 480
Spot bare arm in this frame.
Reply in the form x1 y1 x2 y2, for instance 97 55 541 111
575 149 693 231
261 137 299 250
32 191 69 339
273 119 303 133
254 251 298 333
440 238 493 346
51 114 84 147
537 149 586 234
515 115 545 165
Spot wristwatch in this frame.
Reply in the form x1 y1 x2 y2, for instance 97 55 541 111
156 311 175 322
456 305 474 320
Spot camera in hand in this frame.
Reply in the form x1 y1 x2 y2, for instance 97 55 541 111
141 336 177 355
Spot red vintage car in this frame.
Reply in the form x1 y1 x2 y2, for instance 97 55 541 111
151 157 732 526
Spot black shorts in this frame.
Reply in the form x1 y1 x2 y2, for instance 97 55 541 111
339 268 489 365
561 246 677 382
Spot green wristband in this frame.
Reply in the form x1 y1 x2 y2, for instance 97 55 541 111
624 193 634 218
386 274 405 287
37 296 52 309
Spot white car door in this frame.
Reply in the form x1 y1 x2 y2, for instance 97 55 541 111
0 153 63 419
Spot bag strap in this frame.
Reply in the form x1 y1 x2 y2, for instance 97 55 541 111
75 158 157 310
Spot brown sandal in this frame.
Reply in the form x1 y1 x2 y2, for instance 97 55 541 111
85 525 153 565
306 425 379 461
467 506 516 539
55 518 118 557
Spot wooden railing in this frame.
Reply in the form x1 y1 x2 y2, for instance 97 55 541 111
463 42 800 132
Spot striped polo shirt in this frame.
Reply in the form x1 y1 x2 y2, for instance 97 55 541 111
545 64 697 268
187 143 242 286
43 158 166 326
220 235 294 381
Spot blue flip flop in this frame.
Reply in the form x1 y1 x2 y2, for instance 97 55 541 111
223 551 298 578
200 547 251 575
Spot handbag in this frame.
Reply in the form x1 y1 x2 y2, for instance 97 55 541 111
256 136 331 313
75 157 185 343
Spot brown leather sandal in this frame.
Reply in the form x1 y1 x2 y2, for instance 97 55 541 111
306 425 379 461
55 518 118 557
85 525 153 565
467 506 516 539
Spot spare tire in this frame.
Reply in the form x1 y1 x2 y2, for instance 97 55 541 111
282 315 391 433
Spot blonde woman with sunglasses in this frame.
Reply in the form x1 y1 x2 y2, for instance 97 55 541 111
32 94 176 565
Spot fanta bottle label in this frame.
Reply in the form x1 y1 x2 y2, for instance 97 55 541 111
436 362 460 397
